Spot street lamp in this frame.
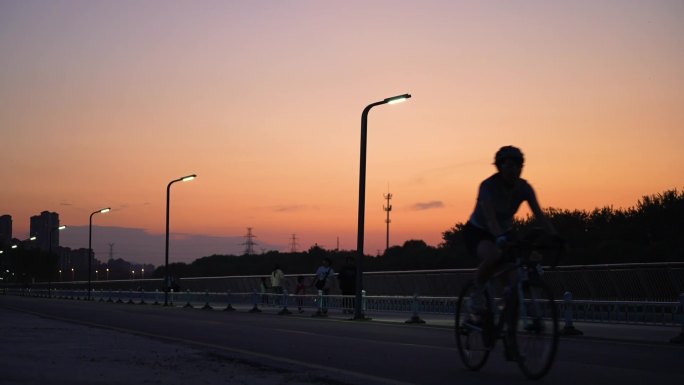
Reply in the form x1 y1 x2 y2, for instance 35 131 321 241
141 268 145 279
95 270 99 280
48 225 67 298
164 174 196 306
354 93 411 320
71 267 75 281
88 207 110 300
106 268 109 280
131 270 135 280
59 269 62 281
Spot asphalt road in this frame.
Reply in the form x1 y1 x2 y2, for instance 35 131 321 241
1 295 682 385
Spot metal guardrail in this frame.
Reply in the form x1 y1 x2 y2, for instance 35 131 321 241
24 262 684 302
7 288 682 329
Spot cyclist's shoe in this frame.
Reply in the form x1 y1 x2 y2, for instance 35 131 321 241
464 313 486 329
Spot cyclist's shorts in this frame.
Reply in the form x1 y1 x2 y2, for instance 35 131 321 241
463 221 495 257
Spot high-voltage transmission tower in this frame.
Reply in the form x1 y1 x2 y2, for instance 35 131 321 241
383 190 393 252
242 227 257 255
289 234 298 253
108 243 115 262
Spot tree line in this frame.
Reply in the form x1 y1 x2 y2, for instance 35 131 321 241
150 188 683 279
3 188 681 285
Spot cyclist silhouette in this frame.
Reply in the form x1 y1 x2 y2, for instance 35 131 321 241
463 146 558 315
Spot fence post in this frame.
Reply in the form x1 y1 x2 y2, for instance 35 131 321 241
405 293 426 324
670 293 684 344
152 290 161 306
224 290 236 311
560 291 583 335
202 289 213 310
278 289 292 315
362 289 367 312
183 289 193 308
248 289 262 313
139 289 146 305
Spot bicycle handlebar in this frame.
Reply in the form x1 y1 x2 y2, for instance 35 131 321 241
503 234 567 269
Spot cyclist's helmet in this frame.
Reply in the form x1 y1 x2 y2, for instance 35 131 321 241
494 145 525 168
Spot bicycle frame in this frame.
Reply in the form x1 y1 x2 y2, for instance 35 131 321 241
484 254 546 342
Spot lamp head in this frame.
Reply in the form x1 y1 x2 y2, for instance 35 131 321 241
385 93 411 104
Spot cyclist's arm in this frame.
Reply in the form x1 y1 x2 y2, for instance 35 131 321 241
527 191 558 235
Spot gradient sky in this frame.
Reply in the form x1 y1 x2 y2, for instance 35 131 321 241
1 1 682 264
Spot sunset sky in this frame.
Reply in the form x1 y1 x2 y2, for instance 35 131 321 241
1 1 682 265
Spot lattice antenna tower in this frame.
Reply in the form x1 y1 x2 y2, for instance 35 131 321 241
289 234 298 253
108 243 114 262
383 187 393 252
242 227 257 255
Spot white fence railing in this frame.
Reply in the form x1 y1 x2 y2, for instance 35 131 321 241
6 288 683 329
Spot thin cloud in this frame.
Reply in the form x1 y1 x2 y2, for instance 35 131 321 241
411 201 445 211
272 205 307 213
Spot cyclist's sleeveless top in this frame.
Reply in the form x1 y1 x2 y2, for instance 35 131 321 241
468 174 536 234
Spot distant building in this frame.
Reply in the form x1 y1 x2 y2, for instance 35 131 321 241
0 215 11 247
30 211 60 252
55 247 93 281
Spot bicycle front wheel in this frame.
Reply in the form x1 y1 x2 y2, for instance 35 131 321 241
512 280 559 380
455 282 491 371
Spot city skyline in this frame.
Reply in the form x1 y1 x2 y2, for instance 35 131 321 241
2 1 682 264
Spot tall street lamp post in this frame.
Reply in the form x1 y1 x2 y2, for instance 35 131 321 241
48 225 66 298
165 174 196 306
88 207 110 300
354 93 411 320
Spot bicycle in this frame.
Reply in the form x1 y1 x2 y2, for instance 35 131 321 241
455 234 564 380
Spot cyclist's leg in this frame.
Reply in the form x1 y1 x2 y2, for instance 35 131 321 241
471 240 501 313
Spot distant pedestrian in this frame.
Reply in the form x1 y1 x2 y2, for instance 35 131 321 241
294 275 307 313
271 264 285 295
311 258 335 315
337 257 356 313
259 277 270 305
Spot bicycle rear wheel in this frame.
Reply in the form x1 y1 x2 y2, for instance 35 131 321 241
455 282 492 371
512 280 559 380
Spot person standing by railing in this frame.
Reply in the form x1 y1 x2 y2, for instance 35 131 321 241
271 264 285 305
312 258 335 315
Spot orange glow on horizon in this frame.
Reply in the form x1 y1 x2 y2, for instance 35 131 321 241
1 2 682 261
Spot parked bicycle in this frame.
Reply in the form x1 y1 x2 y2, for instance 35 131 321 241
455 233 565 380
